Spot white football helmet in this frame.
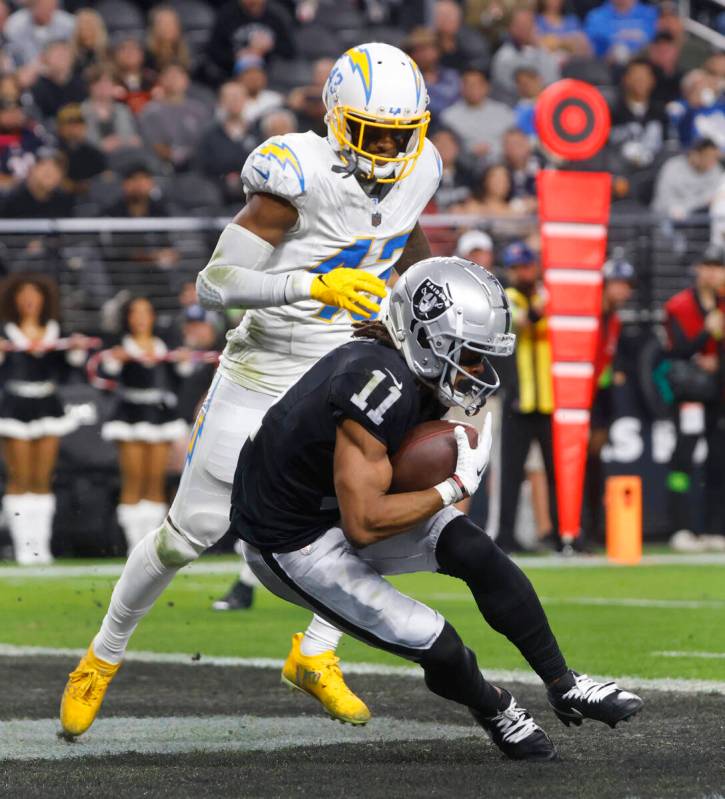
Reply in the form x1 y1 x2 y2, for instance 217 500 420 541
322 42 430 183
383 257 516 414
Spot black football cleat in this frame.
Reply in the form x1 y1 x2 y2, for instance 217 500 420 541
547 670 643 728
211 579 254 611
472 691 559 762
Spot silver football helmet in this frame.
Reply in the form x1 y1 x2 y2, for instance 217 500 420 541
383 256 515 414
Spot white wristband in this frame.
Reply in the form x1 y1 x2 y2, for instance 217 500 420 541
434 478 464 507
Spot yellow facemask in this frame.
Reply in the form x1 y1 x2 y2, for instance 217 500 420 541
327 105 431 184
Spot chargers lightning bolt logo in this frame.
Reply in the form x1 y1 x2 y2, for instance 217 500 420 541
408 57 423 107
254 142 305 192
345 47 373 105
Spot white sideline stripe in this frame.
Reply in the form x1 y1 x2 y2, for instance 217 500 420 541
0 715 478 762
2 644 725 696
541 222 607 238
427 594 725 610
3 552 725 579
654 651 725 660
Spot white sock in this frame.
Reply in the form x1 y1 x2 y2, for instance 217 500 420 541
28 493 55 565
300 615 343 656
3 494 35 565
238 558 260 588
138 500 168 532
117 503 148 553
93 528 179 664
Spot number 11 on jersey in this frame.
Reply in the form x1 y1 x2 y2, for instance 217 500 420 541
350 369 401 425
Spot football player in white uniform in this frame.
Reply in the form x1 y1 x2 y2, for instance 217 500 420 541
60 42 442 737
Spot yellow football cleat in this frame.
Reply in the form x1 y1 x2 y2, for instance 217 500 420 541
59 645 121 737
281 632 371 725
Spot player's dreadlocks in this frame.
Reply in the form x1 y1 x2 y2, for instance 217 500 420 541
351 320 397 349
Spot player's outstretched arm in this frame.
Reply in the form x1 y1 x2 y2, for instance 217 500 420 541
334 418 445 548
196 193 386 317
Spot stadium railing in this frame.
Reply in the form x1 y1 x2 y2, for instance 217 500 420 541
0 213 714 334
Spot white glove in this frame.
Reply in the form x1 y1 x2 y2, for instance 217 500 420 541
434 414 493 506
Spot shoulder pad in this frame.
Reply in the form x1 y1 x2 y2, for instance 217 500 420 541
241 135 310 208
423 138 443 183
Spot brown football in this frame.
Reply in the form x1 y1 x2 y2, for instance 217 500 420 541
390 420 478 493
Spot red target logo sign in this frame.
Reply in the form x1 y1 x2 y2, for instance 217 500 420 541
535 79 610 161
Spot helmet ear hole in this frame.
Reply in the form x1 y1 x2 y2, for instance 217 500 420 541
416 325 431 350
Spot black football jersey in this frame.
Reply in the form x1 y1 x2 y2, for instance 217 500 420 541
230 338 444 552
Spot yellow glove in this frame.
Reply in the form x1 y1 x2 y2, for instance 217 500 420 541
310 268 387 319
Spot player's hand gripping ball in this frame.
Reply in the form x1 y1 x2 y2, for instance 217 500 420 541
390 420 480 493
310 268 387 318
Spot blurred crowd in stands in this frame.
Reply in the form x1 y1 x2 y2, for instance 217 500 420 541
0 0 723 229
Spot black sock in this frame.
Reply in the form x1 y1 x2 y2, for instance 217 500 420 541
420 621 501 716
436 515 568 684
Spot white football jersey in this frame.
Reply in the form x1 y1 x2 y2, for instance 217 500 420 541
219 130 442 395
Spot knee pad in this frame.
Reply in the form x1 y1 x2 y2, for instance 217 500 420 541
154 520 205 568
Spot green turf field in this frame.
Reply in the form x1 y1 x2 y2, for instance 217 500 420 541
1 556 724 681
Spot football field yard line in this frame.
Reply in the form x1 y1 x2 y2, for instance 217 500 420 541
654 651 725 659
427 594 725 610
0 715 478 761
2 552 725 579
3 644 725 695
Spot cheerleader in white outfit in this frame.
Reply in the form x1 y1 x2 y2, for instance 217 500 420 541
100 297 189 551
0 275 86 564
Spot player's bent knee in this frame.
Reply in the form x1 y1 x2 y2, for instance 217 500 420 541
419 621 466 671
154 521 205 568
435 515 497 579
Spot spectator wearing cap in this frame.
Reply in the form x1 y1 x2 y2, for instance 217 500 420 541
665 244 725 549
456 230 494 272
433 0 490 72
235 56 282 126
535 0 591 62
203 0 296 85
496 241 558 553
196 81 255 207
105 161 170 219
31 40 87 122
429 127 477 211
4 0 75 68
102 161 178 298
0 76 51 190
441 69 515 161
609 58 668 196
81 64 142 155
112 36 156 116
652 137 722 220
138 63 208 173
669 69 725 151
55 104 107 196
584 252 636 541
491 8 561 98
513 66 544 138
647 31 683 106
583 0 657 63
404 27 461 118
2 148 74 218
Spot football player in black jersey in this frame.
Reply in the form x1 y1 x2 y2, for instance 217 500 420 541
231 257 643 761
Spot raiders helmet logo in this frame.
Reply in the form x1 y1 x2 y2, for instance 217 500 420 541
412 278 453 321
